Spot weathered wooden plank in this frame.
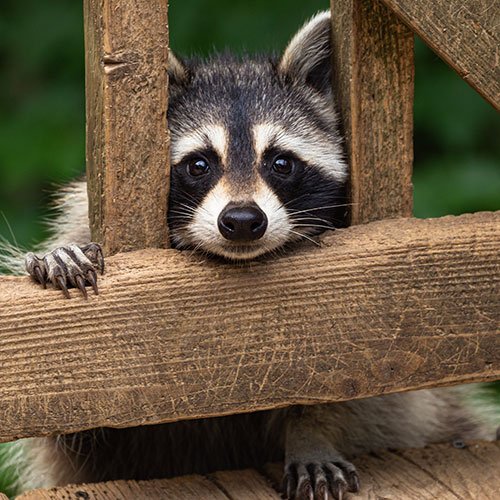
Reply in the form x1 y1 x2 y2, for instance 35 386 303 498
330 0 414 224
84 0 170 254
18 475 229 499
264 442 500 499
398 442 500 498
211 469 280 499
380 0 499 109
0 212 498 442
354 453 459 499
15 470 280 499
20 441 499 499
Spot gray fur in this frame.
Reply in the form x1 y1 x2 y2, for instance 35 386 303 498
0 182 89 276
10 386 498 492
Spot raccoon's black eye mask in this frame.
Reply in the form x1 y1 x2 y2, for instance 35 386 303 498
176 150 220 178
170 150 223 210
261 151 304 196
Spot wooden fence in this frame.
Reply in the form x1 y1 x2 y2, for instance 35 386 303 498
0 0 498 495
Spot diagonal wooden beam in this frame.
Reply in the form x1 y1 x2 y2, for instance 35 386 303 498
380 0 499 109
0 212 498 442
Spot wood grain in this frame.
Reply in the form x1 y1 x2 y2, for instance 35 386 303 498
18 475 230 499
330 0 414 224
84 0 170 255
19 441 500 499
211 470 280 499
264 442 500 499
398 443 500 498
0 212 498 442
380 0 499 109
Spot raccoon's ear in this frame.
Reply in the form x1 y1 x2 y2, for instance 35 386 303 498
168 50 189 86
278 11 332 93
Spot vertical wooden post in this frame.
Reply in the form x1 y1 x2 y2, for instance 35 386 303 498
84 0 170 255
330 0 414 224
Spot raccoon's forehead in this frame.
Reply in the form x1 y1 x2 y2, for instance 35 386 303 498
168 58 345 181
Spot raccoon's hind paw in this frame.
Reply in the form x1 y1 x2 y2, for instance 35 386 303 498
25 243 104 299
283 459 359 500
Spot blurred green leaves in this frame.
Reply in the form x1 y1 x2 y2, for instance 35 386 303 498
414 39 498 154
412 38 499 218
170 0 327 55
413 157 500 218
0 1 85 246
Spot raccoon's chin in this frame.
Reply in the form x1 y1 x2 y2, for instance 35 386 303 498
208 242 280 261
170 230 282 260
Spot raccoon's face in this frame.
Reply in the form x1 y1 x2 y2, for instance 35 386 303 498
167 11 347 260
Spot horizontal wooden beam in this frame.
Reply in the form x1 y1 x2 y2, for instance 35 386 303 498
0 212 499 442
380 0 499 109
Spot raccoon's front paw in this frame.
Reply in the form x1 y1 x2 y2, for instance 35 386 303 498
284 459 359 500
25 243 104 299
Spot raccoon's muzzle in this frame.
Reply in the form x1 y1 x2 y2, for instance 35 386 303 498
217 203 268 242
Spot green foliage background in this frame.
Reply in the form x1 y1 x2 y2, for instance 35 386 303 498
0 0 498 496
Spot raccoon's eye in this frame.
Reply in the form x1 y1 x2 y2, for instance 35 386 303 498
187 158 210 177
272 155 295 176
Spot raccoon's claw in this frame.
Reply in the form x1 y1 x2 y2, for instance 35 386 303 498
284 459 359 500
82 242 105 274
54 274 70 299
25 253 47 287
25 243 104 299
74 274 88 299
86 269 99 295
31 262 47 289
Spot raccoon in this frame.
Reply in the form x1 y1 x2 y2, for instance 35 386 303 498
6 11 498 500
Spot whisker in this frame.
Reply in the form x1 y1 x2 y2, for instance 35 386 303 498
169 207 196 213
283 193 311 207
288 229 321 246
292 223 335 230
169 210 196 218
290 215 335 225
0 212 19 248
177 190 200 205
169 217 194 224
176 202 197 212
287 203 355 216
176 193 212 217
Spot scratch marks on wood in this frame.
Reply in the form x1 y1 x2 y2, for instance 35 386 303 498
0 213 498 441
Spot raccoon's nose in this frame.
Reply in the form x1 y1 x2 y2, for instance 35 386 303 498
218 204 268 242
